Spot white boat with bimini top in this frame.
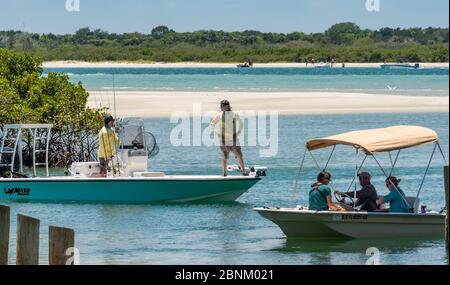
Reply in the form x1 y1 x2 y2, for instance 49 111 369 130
0 118 267 204
255 126 447 239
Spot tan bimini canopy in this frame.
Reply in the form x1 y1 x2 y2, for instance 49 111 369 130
306 126 438 154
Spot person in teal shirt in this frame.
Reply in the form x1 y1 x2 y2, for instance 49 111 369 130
377 176 412 213
309 171 344 211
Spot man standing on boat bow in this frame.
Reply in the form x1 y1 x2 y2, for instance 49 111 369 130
210 100 247 177
98 115 120 177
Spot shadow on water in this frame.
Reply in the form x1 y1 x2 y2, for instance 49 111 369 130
266 236 446 264
0 199 245 206
272 236 444 255
90 200 253 223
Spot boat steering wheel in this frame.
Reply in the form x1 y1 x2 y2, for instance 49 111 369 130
334 191 352 203
334 191 358 210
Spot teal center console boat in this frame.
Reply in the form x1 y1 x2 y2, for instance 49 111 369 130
0 119 266 204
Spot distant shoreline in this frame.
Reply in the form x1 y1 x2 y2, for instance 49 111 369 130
43 61 449 69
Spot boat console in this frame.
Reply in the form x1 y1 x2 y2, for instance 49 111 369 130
68 117 159 178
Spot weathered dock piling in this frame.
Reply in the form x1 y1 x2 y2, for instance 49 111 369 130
16 214 40 265
49 226 75 265
0 205 10 265
445 165 449 255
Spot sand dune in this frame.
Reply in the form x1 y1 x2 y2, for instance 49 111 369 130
87 91 449 118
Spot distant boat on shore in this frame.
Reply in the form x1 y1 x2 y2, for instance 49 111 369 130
237 63 252 68
381 63 420 69
314 62 332 68
237 59 254 68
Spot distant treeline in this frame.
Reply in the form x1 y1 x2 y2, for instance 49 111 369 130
1 23 448 63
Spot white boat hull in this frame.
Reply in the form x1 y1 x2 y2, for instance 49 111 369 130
380 63 420 69
255 208 445 239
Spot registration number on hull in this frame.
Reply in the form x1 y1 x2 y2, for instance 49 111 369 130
332 214 368 221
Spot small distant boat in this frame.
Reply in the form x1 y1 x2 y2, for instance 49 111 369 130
237 59 254 68
314 62 332 69
255 125 446 239
0 119 266 204
237 63 253 68
380 63 420 69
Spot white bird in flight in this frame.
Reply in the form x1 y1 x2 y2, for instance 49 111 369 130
387 85 397 91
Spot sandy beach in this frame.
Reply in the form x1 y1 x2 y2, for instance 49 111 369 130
44 61 449 69
87 91 449 118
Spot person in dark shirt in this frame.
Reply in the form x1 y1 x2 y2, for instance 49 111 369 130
336 172 379 212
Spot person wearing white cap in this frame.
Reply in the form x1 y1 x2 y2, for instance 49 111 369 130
210 100 247 177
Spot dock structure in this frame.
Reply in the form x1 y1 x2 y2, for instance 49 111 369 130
49 226 75 265
16 214 40 265
0 205 75 265
0 205 10 265
445 166 449 256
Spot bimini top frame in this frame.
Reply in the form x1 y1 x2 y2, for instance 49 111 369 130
306 125 438 155
289 125 446 212
0 124 53 177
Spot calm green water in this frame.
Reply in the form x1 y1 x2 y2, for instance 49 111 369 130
4 112 449 265
43 67 449 96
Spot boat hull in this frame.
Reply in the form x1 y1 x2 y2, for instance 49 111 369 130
0 176 260 204
380 64 419 69
255 208 445 239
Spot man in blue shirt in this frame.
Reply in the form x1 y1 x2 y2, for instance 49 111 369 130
377 176 412 213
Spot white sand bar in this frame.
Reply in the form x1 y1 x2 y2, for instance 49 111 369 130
87 91 449 118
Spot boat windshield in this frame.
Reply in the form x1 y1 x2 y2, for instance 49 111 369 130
118 118 145 149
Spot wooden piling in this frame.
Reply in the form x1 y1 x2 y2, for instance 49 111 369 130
0 205 10 265
445 165 449 255
16 214 40 265
49 226 75 265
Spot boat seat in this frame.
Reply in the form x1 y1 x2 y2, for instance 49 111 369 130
377 196 420 213
406 196 420 213
374 209 390 213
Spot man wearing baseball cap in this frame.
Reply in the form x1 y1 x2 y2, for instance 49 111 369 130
210 100 246 176
336 172 379 211
98 115 120 177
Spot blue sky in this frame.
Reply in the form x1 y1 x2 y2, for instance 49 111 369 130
0 0 448 34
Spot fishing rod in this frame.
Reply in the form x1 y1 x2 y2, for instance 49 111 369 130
113 73 117 119
112 73 121 176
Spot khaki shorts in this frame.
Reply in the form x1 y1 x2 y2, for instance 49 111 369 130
99 158 111 174
220 145 243 160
